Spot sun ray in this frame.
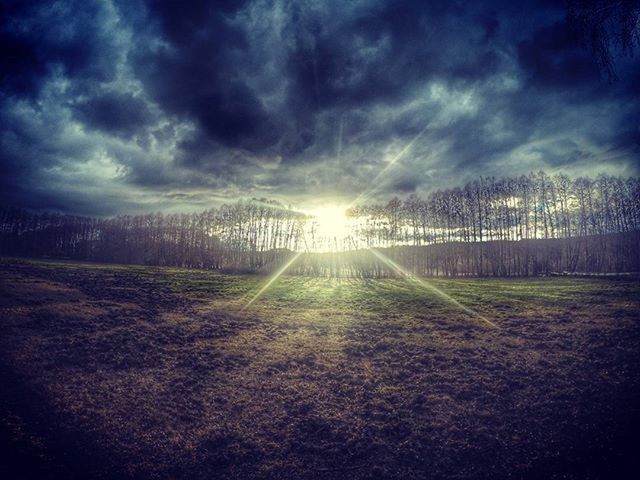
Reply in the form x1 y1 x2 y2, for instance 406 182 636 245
242 251 303 310
242 121 432 309
348 122 431 208
368 248 499 329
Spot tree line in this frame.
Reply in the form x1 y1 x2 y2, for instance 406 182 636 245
1 172 639 276
288 232 640 277
0 199 304 271
348 171 639 247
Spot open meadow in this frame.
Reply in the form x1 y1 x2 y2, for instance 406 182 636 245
1 257 639 479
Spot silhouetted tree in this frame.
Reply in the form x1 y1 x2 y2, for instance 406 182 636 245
567 0 640 78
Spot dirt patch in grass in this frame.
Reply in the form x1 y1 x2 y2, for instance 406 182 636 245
1 258 639 479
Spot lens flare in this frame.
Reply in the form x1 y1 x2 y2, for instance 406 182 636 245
368 248 499 329
242 121 448 312
242 252 302 310
349 122 431 208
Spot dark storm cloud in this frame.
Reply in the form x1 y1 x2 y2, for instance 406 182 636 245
133 0 282 154
0 0 119 98
0 0 638 215
517 19 600 88
72 92 154 138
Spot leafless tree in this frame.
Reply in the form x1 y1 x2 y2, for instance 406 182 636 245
567 0 640 78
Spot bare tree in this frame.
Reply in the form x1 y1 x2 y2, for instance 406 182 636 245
567 0 640 78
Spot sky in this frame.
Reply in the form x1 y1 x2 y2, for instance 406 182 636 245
1 0 639 216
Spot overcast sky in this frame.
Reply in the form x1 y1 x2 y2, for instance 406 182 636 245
1 0 638 215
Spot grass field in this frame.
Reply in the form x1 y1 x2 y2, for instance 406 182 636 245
1 257 639 479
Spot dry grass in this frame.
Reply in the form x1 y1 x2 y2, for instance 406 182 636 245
1 257 639 479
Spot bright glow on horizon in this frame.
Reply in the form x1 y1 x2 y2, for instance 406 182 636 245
303 205 355 252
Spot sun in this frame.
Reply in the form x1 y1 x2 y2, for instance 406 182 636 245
304 205 352 251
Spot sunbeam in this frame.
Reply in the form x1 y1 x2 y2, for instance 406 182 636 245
241 120 431 304
368 248 499 329
348 122 431 208
242 251 303 310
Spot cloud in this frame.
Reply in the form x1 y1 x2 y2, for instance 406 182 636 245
72 92 154 139
0 0 121 98
517 20 600 88
0 0 638 215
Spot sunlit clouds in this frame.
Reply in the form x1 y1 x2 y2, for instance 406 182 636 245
1 1 638 215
